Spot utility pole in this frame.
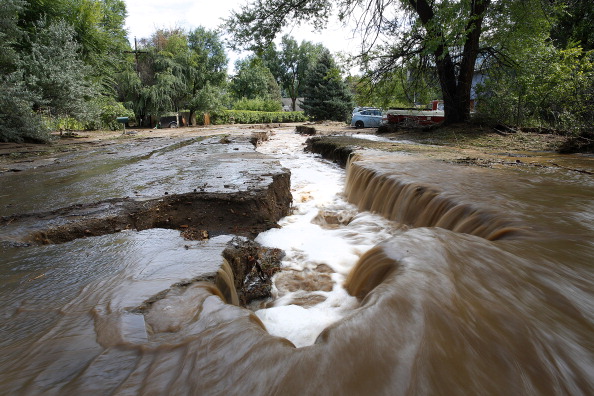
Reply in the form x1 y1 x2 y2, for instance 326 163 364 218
124 37 147 74
123 37 148 127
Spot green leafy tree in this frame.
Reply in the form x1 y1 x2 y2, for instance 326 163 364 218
551 0 594 51
469 0 594 132
186 27 228 122
22 19 97 121
301 49 353 121
0 0 25 72
1 0 131 141
0 0 49 142
350 60 441 109
190 81 230 113
261 36 325 110
233 97 282 112
0 73 49 143
477 40 594 132
17 0 129 94
120 29 192 125
226 0 565 124
230 57 282 102
116 27 228 126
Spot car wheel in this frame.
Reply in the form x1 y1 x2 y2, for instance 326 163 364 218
355 120 364 128
168 122 178 128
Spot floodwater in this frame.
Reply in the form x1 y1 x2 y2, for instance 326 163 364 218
1 128 593 395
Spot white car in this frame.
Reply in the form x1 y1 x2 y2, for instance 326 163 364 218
351 108 384 128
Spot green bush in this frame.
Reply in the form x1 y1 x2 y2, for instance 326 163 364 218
85 97 135 130
42 97 135 132
233 97 282 112
198 110 308 125
44 116 86 131
475 45 594 133
0 75 51 143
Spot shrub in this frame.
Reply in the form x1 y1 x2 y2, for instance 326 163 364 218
233 97 282 112
85 97 135 130
0 75 50 143
198 110 308 125
44 116 85 131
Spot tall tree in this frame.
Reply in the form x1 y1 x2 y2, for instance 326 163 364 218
474 7 594 132
301 49 353 121
551 0 594 51
17 0 129 93
226 0 554 124
0 0 48 142
230 57 281 101
116 27 228 126
0 0 25 72
186 27 228 122
261 36 325 110
22 20 97 120
1 0 131 142
118 29 186 126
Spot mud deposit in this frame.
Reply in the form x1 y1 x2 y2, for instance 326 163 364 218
1 133 291 245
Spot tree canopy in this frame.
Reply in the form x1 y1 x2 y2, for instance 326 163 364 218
230 57 281 102
0 1 235 140
551 0 594 51
2 0 591 143
226 0 585 125
260 36 326 110
301 49 353 121
1 0 130 141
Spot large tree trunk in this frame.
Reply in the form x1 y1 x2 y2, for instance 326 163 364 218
189 109 195 126
410 0 490 124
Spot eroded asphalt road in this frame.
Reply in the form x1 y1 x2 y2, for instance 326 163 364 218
0 127 293 246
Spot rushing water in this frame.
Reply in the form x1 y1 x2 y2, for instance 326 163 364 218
253 131 401 347
0 128 593 395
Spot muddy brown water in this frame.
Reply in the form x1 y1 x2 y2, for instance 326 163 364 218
0 129 593 395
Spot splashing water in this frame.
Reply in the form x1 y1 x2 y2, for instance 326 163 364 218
255 129 401 347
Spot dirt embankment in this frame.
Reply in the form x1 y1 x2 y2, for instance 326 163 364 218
300 122 593 174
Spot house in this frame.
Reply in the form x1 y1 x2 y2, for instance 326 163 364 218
281 98 304 112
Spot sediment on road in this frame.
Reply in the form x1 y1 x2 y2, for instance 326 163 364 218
1 132 292 246
0 175 291 245
0 130 293 307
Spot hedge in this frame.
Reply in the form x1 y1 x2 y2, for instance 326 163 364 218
197 110 308 125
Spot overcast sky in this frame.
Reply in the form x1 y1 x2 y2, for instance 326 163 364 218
123 0 361 73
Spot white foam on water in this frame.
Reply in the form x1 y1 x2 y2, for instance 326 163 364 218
255 287 358 348
255 130 398 347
